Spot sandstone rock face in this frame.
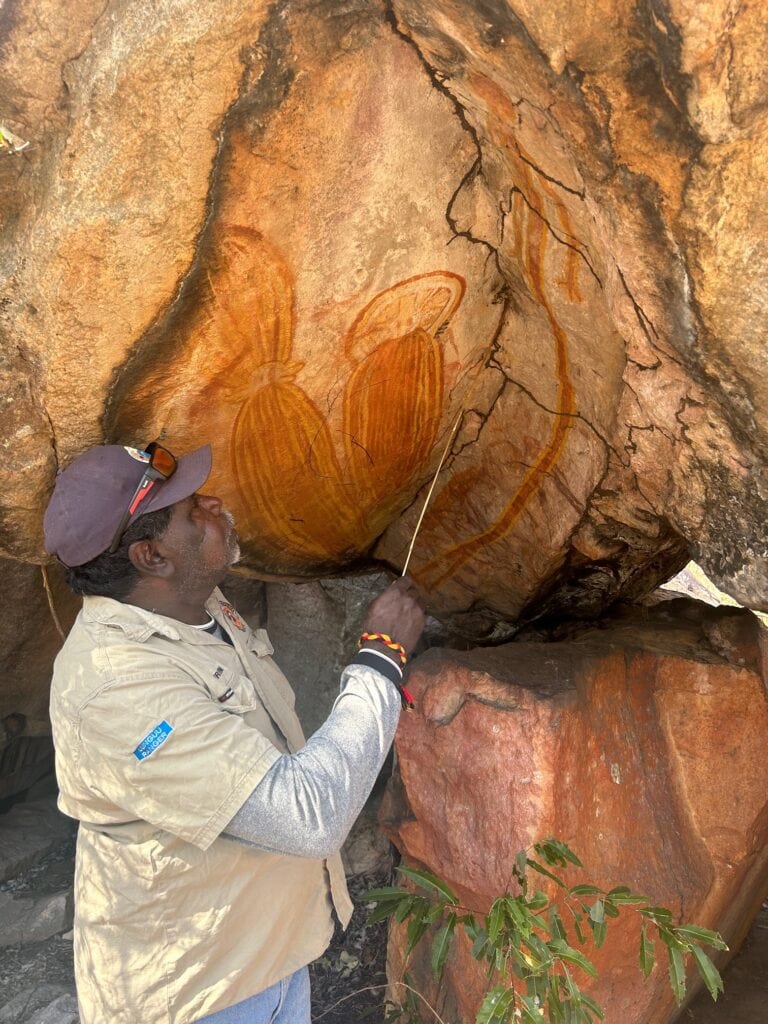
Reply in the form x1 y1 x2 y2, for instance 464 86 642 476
381 599 768 1022
0 0 767 636
0 560 78 722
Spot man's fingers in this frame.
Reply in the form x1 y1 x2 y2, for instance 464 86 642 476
391 576 422 601
361 576 426 654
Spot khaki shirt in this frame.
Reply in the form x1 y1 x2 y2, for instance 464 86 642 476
50 588 352 1024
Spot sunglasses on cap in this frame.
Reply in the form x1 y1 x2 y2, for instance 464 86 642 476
108 442 177 553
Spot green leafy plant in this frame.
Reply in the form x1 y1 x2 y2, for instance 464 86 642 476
363 838 727 1023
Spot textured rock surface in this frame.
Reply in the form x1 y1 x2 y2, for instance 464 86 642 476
0 0 767 636
0 985 79 1024
0 889 73 946
0 560 78 722
381 599 768 1022
0 799 76 883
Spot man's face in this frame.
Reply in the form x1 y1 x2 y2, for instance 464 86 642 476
160 493 240 592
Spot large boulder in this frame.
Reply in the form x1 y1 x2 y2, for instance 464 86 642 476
0 559 78 721
0 0 766 636
381 598 768 1022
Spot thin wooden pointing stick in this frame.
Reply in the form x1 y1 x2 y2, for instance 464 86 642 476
401 406 465 577
400 343 497 578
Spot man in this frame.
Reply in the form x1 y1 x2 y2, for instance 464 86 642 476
43 441 424 1024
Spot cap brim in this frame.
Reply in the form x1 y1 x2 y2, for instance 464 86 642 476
138 444 213 519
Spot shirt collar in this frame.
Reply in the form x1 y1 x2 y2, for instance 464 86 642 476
81 588 245 644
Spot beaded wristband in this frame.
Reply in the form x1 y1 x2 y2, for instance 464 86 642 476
359 631 408 666
353 650 415 710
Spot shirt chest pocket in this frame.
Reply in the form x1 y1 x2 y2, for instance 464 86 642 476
208 670 259 714
209 669 291 754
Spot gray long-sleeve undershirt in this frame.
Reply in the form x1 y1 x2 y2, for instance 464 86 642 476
223 664 401 859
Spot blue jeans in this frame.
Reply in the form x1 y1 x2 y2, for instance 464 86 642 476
196 967 311 1023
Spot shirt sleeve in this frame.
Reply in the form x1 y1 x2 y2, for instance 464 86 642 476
223 662 401 859
76 667 282 850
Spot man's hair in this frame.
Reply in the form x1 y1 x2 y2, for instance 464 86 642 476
64 505 173 600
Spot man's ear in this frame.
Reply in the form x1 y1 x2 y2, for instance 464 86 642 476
127 539 174 578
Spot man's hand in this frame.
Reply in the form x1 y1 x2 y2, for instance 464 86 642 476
361 576 425 657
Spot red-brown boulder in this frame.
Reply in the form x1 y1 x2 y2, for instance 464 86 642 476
381 599 768 1022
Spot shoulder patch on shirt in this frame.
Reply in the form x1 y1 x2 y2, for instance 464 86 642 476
220 602 246 631
134 721 173 762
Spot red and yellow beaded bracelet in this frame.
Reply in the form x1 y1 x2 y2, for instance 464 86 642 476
358 631 414 709
359 631 408 665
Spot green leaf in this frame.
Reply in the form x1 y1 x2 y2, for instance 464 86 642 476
526 891 550 914
569 884 602 897
367 901 400 924
588 900 605 924
690 945 724 1001
397 866 459 904
520 948 545 972
505 895 532 933
431 913 457 980
638 906 673 925
516 849 529 878
573 919 586 944
667 945 687 1004
550 839 583 868
518 993 546 1022
658 926 691 951
476 985 516 1024
361 886 408 902
606 887 648 905
639 924 655 978
675 925 728 951
588 917 607 949
488 899 506 944
470 926 489 960
602 900 620 919
560 965 583 1004
525 934 554 969
406 912 429 956
535 839 579 869
424 902 445 924
494 943 507 974
529 859 567 888
548 905 567 941
394 896 417 923
534 841 563 867
527 971 547 1003
547 970 566 1023
579 993 605 1020
548 939 598 978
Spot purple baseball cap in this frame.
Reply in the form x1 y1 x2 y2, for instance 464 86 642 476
43 443 212 567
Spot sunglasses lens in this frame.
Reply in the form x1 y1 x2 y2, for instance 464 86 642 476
147 444 177 478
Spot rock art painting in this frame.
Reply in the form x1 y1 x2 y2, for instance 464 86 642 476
412 77 580 594
113 224 469 573
5 0 768 629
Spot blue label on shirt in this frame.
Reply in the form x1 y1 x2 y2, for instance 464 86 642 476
133 721 173 762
